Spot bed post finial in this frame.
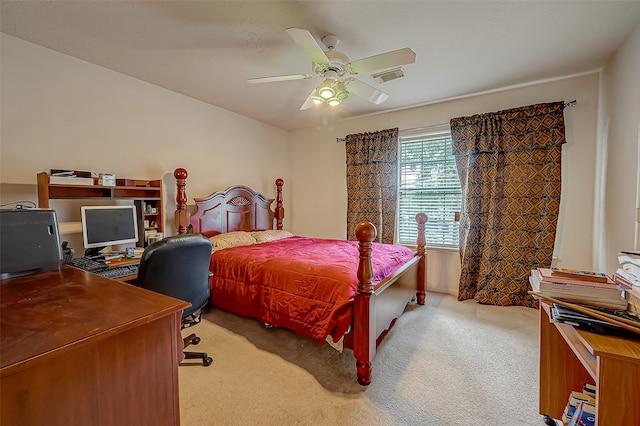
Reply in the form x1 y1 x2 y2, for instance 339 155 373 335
415 213 428 304
355 222 376 294
174 168 189 235
275 178 284 230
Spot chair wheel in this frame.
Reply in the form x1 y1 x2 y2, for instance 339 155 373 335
203 356 213 366
191 336 201 345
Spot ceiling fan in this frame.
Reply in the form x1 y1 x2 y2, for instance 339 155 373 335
247 28 416 110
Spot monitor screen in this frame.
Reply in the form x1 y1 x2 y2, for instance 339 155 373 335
81 205 139 254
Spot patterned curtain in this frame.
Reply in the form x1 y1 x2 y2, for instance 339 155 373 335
345 128 398 244
451 102 566 307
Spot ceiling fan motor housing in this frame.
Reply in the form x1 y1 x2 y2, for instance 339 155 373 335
313 50 350 77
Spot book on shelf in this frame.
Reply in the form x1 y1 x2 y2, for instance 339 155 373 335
47 168 95 185
582 382 596 400
619 251 640 281
613 272 633 289
628 289 640 314
533 270 621 296
616 252 640 313
618 263 640 283
551 303 640 337
562 390 595 424
48 168 94 178
614 269 640 291
49 176 94 185
536 268 616 287
567 401 596 426
550 267 611 283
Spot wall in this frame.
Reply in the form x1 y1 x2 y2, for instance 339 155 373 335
0 34 290 251
597 23 640 272
289 74 600 295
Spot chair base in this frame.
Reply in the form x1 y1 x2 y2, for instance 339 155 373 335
182 332 213 366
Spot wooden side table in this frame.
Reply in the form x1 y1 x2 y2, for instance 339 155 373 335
538 302 640 425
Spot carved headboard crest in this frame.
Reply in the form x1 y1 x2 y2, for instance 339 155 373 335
228 196 251 206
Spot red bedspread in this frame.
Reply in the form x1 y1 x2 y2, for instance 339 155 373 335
209 236 415 344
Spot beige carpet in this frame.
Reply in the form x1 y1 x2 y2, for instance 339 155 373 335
179 292 542 425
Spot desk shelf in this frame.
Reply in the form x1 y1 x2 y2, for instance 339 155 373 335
37 172 164 247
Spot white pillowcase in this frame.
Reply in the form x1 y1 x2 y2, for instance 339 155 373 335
250 230 293 243
209 231 257 251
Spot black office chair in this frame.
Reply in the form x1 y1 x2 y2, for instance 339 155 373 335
137 233 214 366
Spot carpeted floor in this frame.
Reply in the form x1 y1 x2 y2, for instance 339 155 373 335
179 292 542 425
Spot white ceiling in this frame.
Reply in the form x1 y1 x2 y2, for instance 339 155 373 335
2 1 640 131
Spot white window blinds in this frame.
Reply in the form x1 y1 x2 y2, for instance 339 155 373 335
398 128 462 247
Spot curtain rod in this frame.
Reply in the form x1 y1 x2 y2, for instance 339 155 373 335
398 122 449 135
336 121 449 142
336 101 576 142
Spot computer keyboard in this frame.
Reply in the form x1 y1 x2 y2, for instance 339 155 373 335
67 257 109 272
94 264 139 280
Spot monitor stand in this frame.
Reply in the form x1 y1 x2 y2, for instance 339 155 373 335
84 247 105 258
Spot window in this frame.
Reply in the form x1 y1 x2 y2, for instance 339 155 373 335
398 127 462 248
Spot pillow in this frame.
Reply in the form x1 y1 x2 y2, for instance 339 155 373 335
250 230 294 243
209 231 257 251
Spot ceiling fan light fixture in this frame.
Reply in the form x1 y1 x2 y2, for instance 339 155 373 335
336 90 349 101
310 78 349 107
335 81 349 100
310 87 325 104
318 82 335 99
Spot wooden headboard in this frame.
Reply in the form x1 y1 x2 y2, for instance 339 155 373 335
174 168 284 237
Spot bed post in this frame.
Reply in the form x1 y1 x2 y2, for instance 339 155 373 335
174 168 189 234
275 178 284 230
415 213 428 305
353 221 376 386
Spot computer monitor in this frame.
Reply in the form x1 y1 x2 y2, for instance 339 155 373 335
81 205 138 257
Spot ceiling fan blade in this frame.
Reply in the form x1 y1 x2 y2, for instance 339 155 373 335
285 27 330 65
348 48 416 74
300 92 316 110
247 73 315 84
347 79 389 104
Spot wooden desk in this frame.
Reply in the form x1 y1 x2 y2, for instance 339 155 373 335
539 302 640 425
1 266 189 426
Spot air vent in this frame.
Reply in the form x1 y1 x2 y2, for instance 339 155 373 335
372 67 405 84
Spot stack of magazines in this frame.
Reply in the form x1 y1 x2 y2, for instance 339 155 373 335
614 250 640 313
551 303 638 338
529 267 627 310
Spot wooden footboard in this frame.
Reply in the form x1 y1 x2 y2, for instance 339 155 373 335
348 215 427 385
173 168 427 386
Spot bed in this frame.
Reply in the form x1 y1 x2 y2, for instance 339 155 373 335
173 168 427 385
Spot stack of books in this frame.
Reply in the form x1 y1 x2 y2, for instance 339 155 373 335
561 383 596 425
615 251 640 313
529 267 627 310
